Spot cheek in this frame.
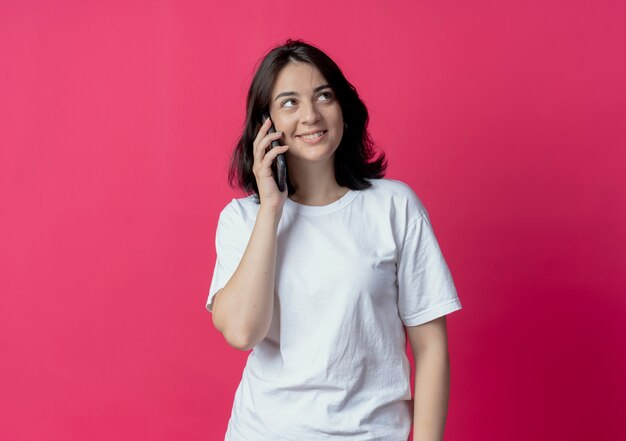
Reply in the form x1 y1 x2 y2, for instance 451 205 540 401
329 108 344 126
273 116 297 134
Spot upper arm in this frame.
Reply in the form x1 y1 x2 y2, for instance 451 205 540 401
211 288 224 332
396 213 462 328
406 315 449 358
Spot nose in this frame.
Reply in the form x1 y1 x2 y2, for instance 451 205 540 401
299 100 321 125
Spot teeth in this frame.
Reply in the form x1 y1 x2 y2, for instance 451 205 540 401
302 131 324 139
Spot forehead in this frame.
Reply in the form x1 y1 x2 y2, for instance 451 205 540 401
271 62 327 95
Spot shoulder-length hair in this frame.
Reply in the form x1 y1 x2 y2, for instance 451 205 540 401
228 38 387 203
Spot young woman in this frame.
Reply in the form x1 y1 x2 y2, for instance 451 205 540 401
207 39 462 441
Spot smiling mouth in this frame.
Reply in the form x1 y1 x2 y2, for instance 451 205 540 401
298 130 327 140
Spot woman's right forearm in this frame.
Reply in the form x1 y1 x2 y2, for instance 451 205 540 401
212 205 282 350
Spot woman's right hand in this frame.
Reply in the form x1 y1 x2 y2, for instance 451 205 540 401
252 117 290 210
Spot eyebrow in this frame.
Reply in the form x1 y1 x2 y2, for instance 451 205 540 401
274 84 332 102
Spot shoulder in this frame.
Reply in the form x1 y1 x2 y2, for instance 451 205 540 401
364 178 429 221
217 194 260 228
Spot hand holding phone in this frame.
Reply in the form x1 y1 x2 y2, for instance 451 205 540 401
260 112 288 192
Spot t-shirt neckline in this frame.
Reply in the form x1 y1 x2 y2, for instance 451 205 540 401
284 188 359 215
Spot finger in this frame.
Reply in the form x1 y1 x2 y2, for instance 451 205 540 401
254 131 281 165
252 119 273 161
254 131 283 164
253 117 273 146
261 145 289 167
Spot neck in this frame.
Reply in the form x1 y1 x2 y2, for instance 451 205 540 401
287 157 347 206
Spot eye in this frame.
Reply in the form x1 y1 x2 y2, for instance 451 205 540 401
318 91 333 101
280 91 333 108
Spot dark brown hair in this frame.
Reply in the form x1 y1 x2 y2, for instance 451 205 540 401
228 38 387 203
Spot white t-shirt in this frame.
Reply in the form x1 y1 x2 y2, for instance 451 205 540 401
206 177 462 441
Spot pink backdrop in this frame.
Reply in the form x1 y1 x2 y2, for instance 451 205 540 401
1 1 625 440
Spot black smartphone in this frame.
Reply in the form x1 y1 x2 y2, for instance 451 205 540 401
260 111 287 192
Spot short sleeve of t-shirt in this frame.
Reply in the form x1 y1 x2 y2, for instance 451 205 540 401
397 211 462 327
206 200 249 313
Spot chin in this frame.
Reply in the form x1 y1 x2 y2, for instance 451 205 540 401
290 149 335 163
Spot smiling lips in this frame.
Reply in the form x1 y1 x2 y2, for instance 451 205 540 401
297 130 327 144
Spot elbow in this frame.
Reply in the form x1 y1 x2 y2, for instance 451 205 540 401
224 323 267 351
214 309 255 350
223 329 254 351
210 289 264 351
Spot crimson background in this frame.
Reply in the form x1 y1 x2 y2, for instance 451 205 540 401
1 1 625 440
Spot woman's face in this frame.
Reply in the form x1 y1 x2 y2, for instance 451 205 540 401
269 62 344 164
